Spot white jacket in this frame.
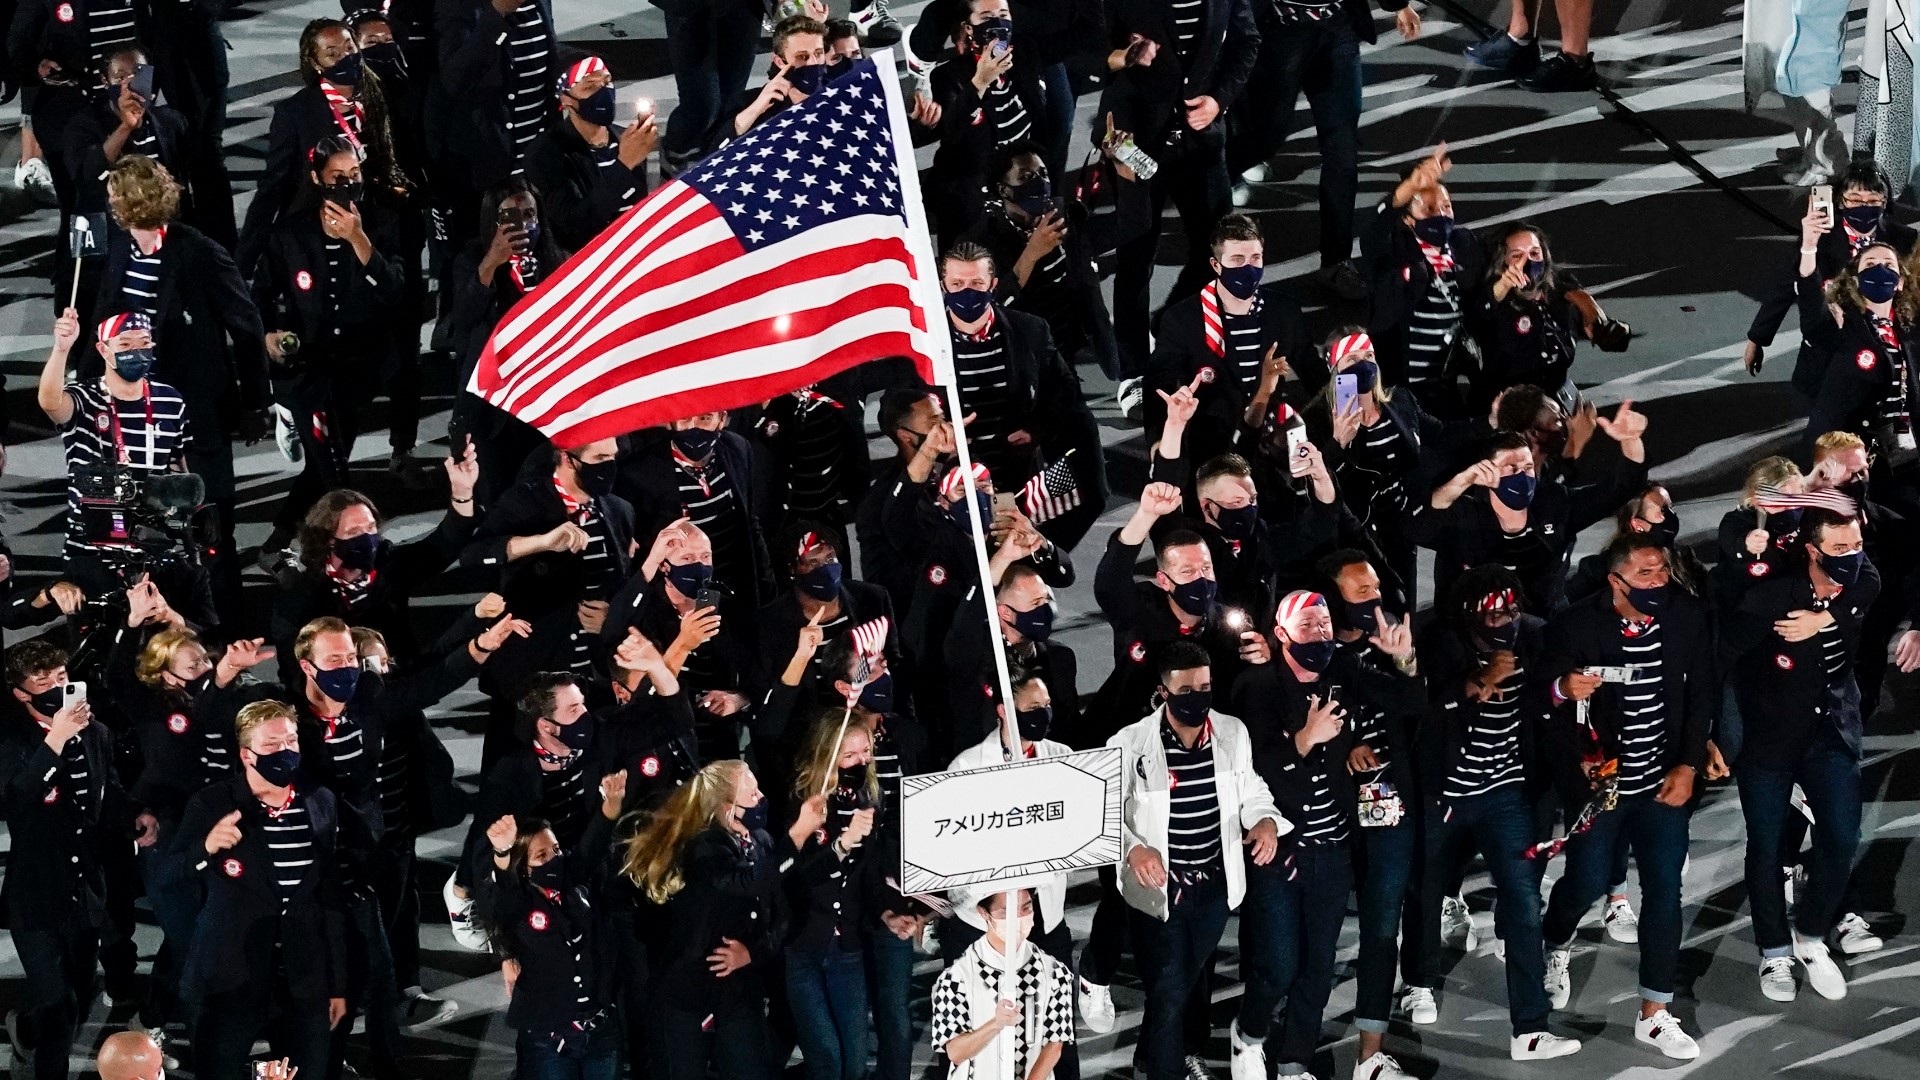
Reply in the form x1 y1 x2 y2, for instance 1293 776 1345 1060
945 732 1076 933
1108 706 1288 919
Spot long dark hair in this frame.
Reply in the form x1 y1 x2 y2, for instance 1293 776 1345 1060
295 133 360 215
1485 221 1558 296
477 177 567 273
298 18 408 195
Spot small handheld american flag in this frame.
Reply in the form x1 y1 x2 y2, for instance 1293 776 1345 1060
1020 451 1081 525
1753 485 1857 516
848 615 890 658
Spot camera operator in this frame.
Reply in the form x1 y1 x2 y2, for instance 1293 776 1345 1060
37 308 211 625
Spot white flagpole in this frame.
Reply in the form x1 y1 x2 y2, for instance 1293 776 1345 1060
874 50 1023 1079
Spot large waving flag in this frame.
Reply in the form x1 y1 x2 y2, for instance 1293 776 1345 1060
470 54 941 447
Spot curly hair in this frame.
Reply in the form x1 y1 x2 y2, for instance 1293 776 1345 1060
107 155 181 229
135 627 204 691
297 489 380 572
1830 243 1919 325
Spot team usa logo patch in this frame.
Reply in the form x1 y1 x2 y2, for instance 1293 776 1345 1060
639 755 660 778
1774 654 1794 671
96 413 111 432
43 787 59 804
1515 316 1533 335
1197 366 1217 384
927 565 947 586
222 858 243 878
764 421 780 437
168 713 190 734
528 910 550 931
1857 349 1877 371
1402 266 1412 281
1749 562 1771 577
55 3 73 21
295 270 314 292
1129 641 1148 663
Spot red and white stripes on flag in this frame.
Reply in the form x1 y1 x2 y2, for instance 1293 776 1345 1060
1020 451 1081 525
849 616 890 658
468 57 939 447
1753 485 1857 516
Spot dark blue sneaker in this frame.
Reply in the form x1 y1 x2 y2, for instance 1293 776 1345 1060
1464 33 1541 74
1518 51 1599 92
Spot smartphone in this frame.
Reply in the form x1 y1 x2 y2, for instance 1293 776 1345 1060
1334 373 1359 415
128 62 154 102
991 38 1010 58
695 581 729 613
1286 424 1309 477
1811 183 1834 224
992 491 1018 518
62 681 88 707
635 97 655 119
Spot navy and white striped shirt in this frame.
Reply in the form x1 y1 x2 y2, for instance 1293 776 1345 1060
1613 621 1669 797
504 1 551 174
1161 718 1223 880
1443 653 1528 799
262 799 315 910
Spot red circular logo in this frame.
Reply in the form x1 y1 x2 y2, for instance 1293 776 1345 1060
765 421 780 436
1774 654 1794 671
168 713 190 734
222 858 243 878
55 3 73 21
1856 349 1877 371
43 787 59 804
1749 562 1770 578
1197 366 1217 384
1129 641 1148 663
1515 316 1533 335
295 270 313 292
96 413 112 432
927 565 947 585
640 755 660 777
1402 266 1412 282
528 910 549 931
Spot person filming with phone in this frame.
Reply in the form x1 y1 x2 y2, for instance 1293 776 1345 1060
527 56 657 252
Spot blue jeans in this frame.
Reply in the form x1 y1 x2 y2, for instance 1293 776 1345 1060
1035 60 1075 180
785 942 869 1080
1353 814 1420 1032
867 930 916 1080
1738 730 1862 954
1236 844 1352 1072
1228 14 1363 266
1542 793 1690 1001
661 2 763 164
515 1021 620 1080
1415 786 1551 1035
1128 879 1230 1080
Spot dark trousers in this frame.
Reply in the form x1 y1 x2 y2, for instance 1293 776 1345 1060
1414 786 1551 1035
662 3 764 167
1113 145 1230 378
1227 15 1362 267
1236 845 1352 1072
1353 813 1421 1031
937 916 1080 1080
13 921 100 1080
1739 730 1862 953
195 979 333 1080
654 999 775 1080
1034 61 1076 181
785 941 869 1080
515 1019 621 1080
867 928 919 1080
374 833 422 992
330 891 404 1080
1128 881 1230 1080
276 378 366 535
141 838 202 1028
1542 793 1689 1000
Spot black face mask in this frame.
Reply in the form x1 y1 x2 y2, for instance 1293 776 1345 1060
1015 704 1053 742
1479 620 1519 653
322 52 363 85
333 532 380 571
1166 576 1217 617
575 85 616 127
1286 638 1336 673
572 455 618 497
322 179 363 207
251 748 301 787
1339 600 1378 635
26 686 66 719
1162 688 1211 726
1006 176 1053 219
1766 507 1803 536
1211 503 1259 542
528 857 566 890
554 717 594 752
361 41 407 81
1642 514 1680 547
665 560 713 600
787 63 829 96
838 762 870 790
1009 602 1054 642
671 427 720 459
1840 475 1870 506
796 561 842 600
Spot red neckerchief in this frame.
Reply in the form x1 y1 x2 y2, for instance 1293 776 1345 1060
1418 240 1456 275
1869 312 1900 350
538 885 563 905
957 308 996 342
1845 224 1875 255
262 785 298 819
532 740 580 768
102 380 156 466
671 443 713 498
318 708 348 743
552 477 590 524
319 79 365 153
136 225 167 256
323 559 377 604
1619 615 1654 638
1201 280 1224 358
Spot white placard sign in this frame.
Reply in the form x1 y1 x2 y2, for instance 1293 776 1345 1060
898 747 1124 894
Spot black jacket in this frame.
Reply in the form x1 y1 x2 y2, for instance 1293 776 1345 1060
90 222 268 429
1359 199 1482 388
1539 589 1717 805
1412 614 1555 803
0 713 133 931
59 97 194 219
524 116 649 253
1796 272 1920 464
460 729 619 889
948 305 1103 491
160 777 355 1002
431 0 561 186
1747 216 1918 397
637 826 790 1013
1466 278 1582 410
616 429 778 608
235 82 384 276
961 206 1119 378
752 582 901 697
1708 506 1805 616
1145 284 1312 469
598 687 698 814
1726 565 1882 767
1099 0 1259 157
6 0 150 86
252 205 407 373
477 811 617 1031
463 477 637 623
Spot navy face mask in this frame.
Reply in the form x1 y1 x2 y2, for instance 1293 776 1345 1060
361 41 407 81
824 55 856 83
1412 214 1454 246
575 85 616 127
555 717 594 751
1009 602 1055 642
670 426 720 459
1218 263 1263 300
1524 258 1547 284
333 532 379 571
1479 620 1518 653
1857 264 1901 304
112 347 155 382
1820 549 1865 588
323 52 363 85
573 456 618 497
787 63 828 96
796 561 842 600
857 672 894 714
1767 507 1802 535
1841 205 1883 234
311 663 360 703
1643 514 1680 547
739 801 770 831
1163 688 1211 726
1211 502 1259 541
944 287 993 323
1617 577 1668 616
251 748 301 787
1494 473 1537 511
1016 704 1052 742
528 857 566 890
1287 638 1336 672
665 560 713 599
1167 575 1217 617
1347 360 1379 394
1007 176 1053 219
1340 600 1378 635
947 489 992 531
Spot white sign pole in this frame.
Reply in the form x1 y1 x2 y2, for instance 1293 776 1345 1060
875 51 1022 1078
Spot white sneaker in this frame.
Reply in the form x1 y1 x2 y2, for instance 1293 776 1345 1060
1115 377 1145 423
1793 933 1847 1000
401 987 459 1030
444 873 490 951
14 156 55 204
1544 946 1572 1009
1634 1009 1699 1060
1241 163 1272 184
1354 1051 1413 1080
1510 1032 1581 1060
1230 183 1252 208
1836 913 1884 955
1493 936 1506 962
1185 1054 1216 1080
1758 956 1797 1002
1078 978 1116 1034
1604 896 1639 943
1441 895 1477 950
1228 1020 1266 1080
1400 985 1438 1025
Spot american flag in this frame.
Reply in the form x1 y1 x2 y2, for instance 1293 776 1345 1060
849 615 890 658
1020 451 1082 525
469 55 940 446
1753 484 1857 516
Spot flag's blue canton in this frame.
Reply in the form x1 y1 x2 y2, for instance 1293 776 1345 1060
680 60 906 252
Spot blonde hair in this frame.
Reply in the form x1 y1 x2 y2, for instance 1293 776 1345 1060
621 760 746 904
792 710 879 804
234 699 297 749
107 155 181 230
1813 430 1867 458
1740 455 1802 507
135 627 202 689
295 616 353 660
